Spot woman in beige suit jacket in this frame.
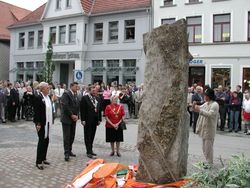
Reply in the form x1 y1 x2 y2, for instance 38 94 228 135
193 88 219 165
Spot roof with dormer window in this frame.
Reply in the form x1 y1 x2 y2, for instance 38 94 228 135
0 1 31 40
9 0 151 28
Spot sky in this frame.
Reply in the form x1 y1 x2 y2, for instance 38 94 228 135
1 0 47 11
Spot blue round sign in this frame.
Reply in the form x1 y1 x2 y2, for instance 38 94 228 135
76 71 83 80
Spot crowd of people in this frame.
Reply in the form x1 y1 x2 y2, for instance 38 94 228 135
2 78 250 169
187 83 250 135
0 80 144 170
0 80 144 124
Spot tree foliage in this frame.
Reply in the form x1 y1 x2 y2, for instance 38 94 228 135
42 37 54 83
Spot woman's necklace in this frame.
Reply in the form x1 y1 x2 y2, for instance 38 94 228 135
111 104 121 118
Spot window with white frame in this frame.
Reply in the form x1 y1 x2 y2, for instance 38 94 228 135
37 30 43 47
125 20 135 40
248 12 250 41
56 0 61 9
213 14 230 42
107 60 119 72
109 21 118 41
92 60 103 68
28 31 34 48
188 0 199 3
17 62 24 69
59 26 66 44
94 23 103 42
211 67 231 88
164 0 173 6
50 27 56 44
69 24 76 43
84 24 87 43
19 32 25 48
187 16 202 43
26 62 34 69
66 0 71 8
161 18 176 25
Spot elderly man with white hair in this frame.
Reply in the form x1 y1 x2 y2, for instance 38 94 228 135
192 86 204 133
33 82 53 170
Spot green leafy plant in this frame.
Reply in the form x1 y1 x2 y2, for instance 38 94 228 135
42 37 54 83
187 154 250 188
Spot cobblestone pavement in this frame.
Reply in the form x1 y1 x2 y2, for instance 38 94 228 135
0 119 250 188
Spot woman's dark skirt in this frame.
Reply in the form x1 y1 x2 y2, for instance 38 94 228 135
106 127 123 142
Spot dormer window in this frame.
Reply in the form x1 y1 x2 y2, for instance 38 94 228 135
164 0 173 6
66 0 71 8
56 0 61 10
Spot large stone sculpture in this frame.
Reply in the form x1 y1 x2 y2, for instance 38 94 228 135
137 19 191 184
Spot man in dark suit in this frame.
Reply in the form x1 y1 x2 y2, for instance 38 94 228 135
80 85 102 159
33 82 53 170
9 83 19 122
192 86 204 133
60 82 80 161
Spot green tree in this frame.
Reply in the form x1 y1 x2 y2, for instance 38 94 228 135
42 37 54 83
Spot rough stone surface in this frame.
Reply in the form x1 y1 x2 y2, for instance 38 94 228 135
137 19 191 184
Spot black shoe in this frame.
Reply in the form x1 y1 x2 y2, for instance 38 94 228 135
36 164 44 170
229 129 232 132
65 155 69 161
87 154 96 159
116 152 121 157
2 121 6 123
43 160 50 165
69 152 76 157
91 152 97 156
110 151 114 156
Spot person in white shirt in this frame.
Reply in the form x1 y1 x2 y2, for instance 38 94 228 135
54 84 64 117
243 92 250 135
33 82 53 170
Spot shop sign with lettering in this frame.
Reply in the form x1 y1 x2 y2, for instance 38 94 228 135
189 59 204 65
52 53 80 60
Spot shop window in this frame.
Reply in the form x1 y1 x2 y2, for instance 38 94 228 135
125 20 135 40
109 21 119 41
243 68 250 91
213 14 230 42
211 68 231 88
161 18 176 25
187 16 202 43
50 27 56 44
69 24 76 43
28 31 34 48
123 60 136 84
94 23 103 42
19 32 25 48
92 75 103 85
17 74 24 82
188 67 205 87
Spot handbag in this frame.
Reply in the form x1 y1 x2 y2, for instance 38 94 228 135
119 120 127 130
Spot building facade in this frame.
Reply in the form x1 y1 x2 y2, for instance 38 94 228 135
154 0 250 90
0 1 30 80
9 0 151 86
